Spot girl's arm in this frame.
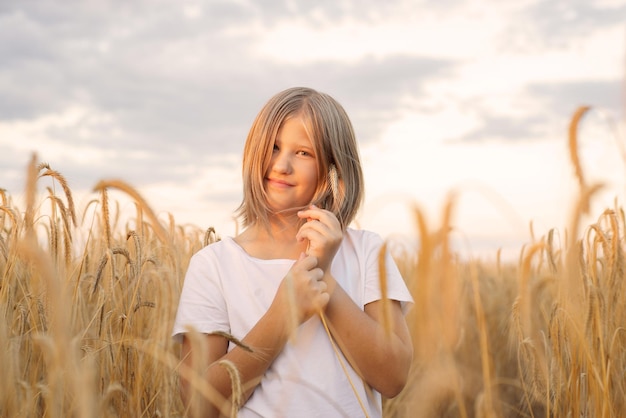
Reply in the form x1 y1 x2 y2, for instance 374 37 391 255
179 306 287 417
323 276 413 398
296 206 413 397
179 254 329 417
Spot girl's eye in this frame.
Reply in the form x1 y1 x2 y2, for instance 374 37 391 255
273 144 279 151
297 150 311 157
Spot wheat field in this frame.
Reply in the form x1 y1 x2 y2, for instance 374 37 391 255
2 106 625 417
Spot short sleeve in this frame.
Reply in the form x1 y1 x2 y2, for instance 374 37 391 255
171 248 230 342
361 231 413 313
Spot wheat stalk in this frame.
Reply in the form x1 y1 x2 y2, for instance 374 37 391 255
377 241 392 338
217 359 243 416
23 153 38 238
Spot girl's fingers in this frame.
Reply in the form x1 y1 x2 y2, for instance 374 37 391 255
297 215 338 240
294 253 318 270
313 267 324 281
296 223 324 243
297 206 340 241
297 205 337 225
315 290 330 311
285 265 329 321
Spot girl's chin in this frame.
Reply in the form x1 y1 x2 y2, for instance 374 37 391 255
268 203 305 215
266 195 316 214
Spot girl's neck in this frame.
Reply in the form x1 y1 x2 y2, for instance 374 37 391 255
254 209 302 237
235 213 307 260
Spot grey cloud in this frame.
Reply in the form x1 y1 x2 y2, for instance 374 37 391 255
456 80 622 144
4 0 620 202
501 0 626 50
527 80 622 115
250 0 467 25
0 0 449 145
526 0 626 38
244 55 452 144
1 23 448 152
459 115 548 143
0 0 452 196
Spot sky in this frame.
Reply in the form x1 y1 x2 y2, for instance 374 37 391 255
0 0 625 260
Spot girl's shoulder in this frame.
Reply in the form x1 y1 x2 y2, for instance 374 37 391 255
344 227 384 245
190 236 241 261
191 236 295 265
343 228 387 256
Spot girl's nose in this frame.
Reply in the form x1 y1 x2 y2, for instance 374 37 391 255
271 152 291 174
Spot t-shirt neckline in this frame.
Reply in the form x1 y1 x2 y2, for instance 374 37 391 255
224 236 297 264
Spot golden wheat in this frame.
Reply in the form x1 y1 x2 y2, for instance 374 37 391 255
2 102 626 417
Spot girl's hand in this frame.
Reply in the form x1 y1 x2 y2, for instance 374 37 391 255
296 205 342 272
275 253 329 325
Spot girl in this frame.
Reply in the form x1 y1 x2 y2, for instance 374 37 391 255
172 87 413 417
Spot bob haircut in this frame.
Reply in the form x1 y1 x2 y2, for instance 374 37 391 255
235 87 364 231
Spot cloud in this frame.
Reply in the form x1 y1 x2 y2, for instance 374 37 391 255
452 79 622 144
528 80 623 116
0 0 624 253
457 114 547 143
518 0 626 47
0 0 454 199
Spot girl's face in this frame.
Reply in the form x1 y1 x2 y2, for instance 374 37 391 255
264 117 319 213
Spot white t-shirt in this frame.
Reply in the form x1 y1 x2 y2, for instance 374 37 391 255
172 228 413 418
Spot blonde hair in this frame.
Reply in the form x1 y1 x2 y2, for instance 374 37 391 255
235 87 364 230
